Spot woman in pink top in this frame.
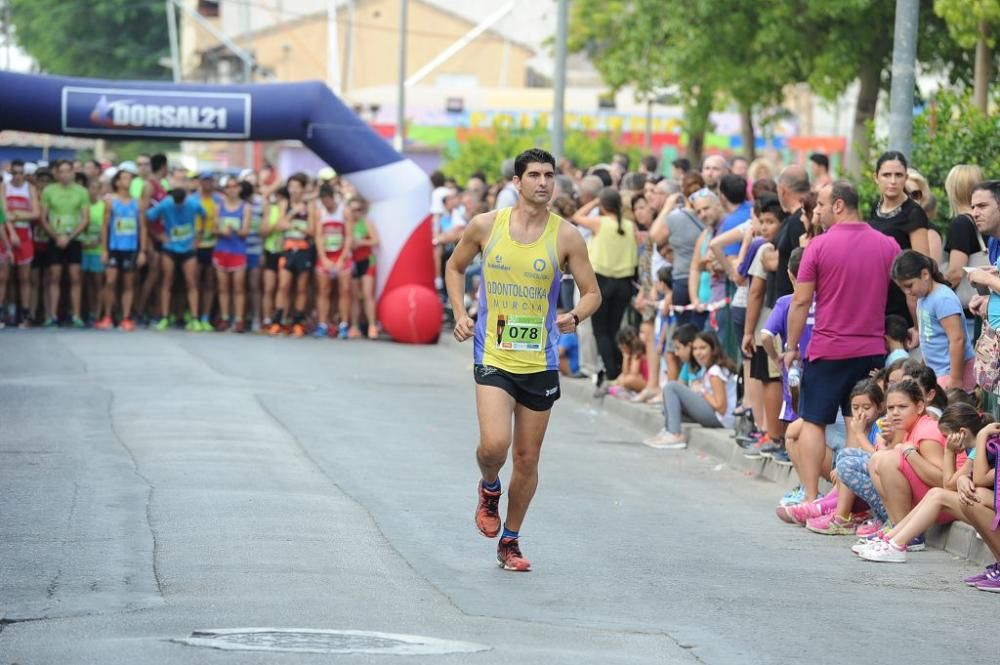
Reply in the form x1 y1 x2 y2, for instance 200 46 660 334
869 379 947 526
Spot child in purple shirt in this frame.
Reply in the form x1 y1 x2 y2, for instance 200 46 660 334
762 248 813 423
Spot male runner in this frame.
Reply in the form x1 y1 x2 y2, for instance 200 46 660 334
446 148 601 571
147 188 206 332
1 160 39 325
39 161 90 327
136 154 170 323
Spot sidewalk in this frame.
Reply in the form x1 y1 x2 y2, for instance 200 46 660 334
557 373 994 567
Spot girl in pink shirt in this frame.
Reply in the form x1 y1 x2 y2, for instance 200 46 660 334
869 379 946 528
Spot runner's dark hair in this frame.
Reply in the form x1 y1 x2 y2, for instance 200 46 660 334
318 183 335 199
513 148 556 179
111 169 131 193
287 172 309 189
151 153 168 173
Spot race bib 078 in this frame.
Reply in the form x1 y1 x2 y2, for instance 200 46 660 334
496 315 543 351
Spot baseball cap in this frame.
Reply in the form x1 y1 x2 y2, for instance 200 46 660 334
118 160 138 175
318 167 336 181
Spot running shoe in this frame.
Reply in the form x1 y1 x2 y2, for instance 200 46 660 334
778 486 805 507
742 435 772 459
314 323 330 339
232 321 245 334
95 316 114 331
154 317 170 332
197 320 213 332
759 440 785 459
964 563 1000 587
367 324 379 340
475 482 501 538
784 496 836 525
855 518 884 539
267 322 285 336
348 325 363 339
806 512 856 536
497 537 531 572
906 535 926 552
859 539 906 563
291 323 306 338
976 577 1000 592
71 316 85 329
185 320 201 332
771 449 793 465
43 317 59 328
215 320 230 333
120 318 136 332
642 429 687 449
338 322 350 339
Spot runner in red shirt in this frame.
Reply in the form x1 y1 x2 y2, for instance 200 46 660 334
1 160 39 325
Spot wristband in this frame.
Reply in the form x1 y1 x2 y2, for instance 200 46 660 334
571 312 580 327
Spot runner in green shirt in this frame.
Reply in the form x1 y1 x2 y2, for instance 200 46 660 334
39 160 90 327
83 177 107 323
261 187 287 326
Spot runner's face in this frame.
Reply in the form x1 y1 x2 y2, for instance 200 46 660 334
118 172 133 193
57 163 74 185
971 190 1000 236
885 391 922 431
224 181 240 200
876 160 906 200
10 166 24 185
288 180 303 199
514 162 555 205
137 158 151 178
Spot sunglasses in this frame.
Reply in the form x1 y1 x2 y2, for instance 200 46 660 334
906 189 923 200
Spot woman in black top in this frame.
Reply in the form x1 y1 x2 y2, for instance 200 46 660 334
868 151 930 326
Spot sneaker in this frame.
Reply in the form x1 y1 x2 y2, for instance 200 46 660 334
855 519 884 539
642 429 687 450
852 533 886 555
758 440 785 459
215 320 230 333
338 322 350 339
367 324 379 340
185 320 200 332
976 576 1000 592
964 563 1000 587
43 317 59 328
806 512 856 536
120 318 136 332
95 316 114 331
232 321 245 334
778 486 806 507
154 317 170 332
859 539 907 563
291 323 306 338
497 537 531 572
475 482 501 538
785 498 834 526
71 316 85 329
771 449 793 465
348 325 363 339
906 535 926 552
267 322 285 336
742 435 772 459
314 323 330 339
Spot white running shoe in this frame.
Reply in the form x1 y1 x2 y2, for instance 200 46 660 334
859 539 906 563
642 429 688 450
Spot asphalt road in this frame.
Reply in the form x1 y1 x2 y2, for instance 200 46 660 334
0 329 995 664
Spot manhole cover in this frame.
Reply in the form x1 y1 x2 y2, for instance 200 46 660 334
175 628 490 655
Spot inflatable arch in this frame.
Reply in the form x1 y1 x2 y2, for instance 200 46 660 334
0 71 441 343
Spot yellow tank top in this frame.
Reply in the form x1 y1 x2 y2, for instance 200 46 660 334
475 207 562 374
589 215 638 278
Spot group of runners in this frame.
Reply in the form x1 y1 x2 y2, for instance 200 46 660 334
0 157 381 338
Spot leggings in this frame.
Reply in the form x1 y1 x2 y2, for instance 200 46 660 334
592 274 632 380
835 448 888 522
662 382 723 434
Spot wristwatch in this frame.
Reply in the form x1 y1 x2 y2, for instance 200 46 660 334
570 312 580 326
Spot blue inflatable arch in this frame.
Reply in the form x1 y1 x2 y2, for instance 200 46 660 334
0 71 440 343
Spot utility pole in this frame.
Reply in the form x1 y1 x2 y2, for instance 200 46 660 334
327 0 341 95
165 0 181 82
887 0 919 160
552 0 568 161
395 0 408 153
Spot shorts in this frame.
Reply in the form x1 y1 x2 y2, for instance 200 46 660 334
474 364 560 412
899 454 958 524
48 240 83 266
280 249 314 275
213 250 247 272
749 346 781 382
163 249 195 265
106 250 138 272
798 354 884 425
32 243 49 268
247 252 261 271
264 250 281 272
11 226 33 265
352 258 370 279
731 306 747 341
81 253 104 273
197 246 214 267
318 251 352 277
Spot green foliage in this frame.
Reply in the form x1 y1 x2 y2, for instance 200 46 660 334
7 0 169 79
934 0 1000 49
862 91 1000 227
441 124 643 184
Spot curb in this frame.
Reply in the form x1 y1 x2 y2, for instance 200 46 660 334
558 374 993 567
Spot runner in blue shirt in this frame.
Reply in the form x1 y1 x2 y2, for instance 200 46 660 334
146 189 207 332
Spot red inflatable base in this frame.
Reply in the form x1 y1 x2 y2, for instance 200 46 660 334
378 284 443 344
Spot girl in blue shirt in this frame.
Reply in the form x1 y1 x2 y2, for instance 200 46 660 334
96 170 145 331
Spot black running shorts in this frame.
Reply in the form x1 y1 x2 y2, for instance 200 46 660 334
474 364 560 412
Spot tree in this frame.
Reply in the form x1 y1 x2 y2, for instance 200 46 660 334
7 0 169 80
934 0 1000 112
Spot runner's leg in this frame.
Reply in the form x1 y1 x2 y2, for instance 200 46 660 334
68 263 83 320
233 267 247 324
182 257 199 317
505 403 552 532
160 254 176 320
47 262 63 320
475 384 516 484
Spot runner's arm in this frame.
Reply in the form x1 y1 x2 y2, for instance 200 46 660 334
70 200 89 241
445 215 488 319
38 192 58 238
239 204 251 238
561 223 601 326
362 217 380 248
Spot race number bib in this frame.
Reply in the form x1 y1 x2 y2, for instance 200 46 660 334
222 216 241 232
115 216 138 235
54 213 77 234
170 223 194 242
324 231 344 252
496 315 543 351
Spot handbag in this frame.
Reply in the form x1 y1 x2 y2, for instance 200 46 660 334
943 216 990 308
973 321 1000 393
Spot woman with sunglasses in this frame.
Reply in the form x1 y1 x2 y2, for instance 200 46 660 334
868 151 931 329
905 168 942 263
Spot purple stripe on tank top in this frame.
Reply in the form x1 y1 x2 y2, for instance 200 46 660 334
545 268 561 370
473 278 487 365
988 438 1000 531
